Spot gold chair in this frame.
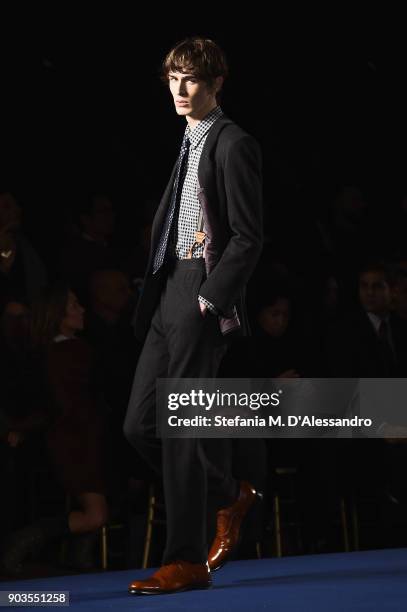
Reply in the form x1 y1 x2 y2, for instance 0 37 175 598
61 495 125 571
142 483 166 569
272 466 351 556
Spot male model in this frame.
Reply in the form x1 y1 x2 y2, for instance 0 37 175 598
124 36 263 595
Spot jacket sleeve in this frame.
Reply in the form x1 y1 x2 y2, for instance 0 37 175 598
198 134 263 315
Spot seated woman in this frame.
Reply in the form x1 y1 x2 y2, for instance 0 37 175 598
1 284 109 576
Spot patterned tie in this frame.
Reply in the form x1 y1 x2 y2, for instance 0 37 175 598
153 135 190 273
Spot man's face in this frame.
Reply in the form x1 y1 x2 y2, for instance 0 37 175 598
62 291 85 333
258 298 291 338
359 271 392 316
168 71 221 120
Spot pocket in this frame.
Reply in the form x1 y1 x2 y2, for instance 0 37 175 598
193 274 206 318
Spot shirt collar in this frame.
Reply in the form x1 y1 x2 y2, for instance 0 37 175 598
185 106 223 149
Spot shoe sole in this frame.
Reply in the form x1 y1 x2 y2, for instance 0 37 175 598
129 582 212 595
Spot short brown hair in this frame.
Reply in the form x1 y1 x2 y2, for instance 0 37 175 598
161 37 228 87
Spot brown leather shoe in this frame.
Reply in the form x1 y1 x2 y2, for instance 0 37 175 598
128 560 212 595
208 480 259 571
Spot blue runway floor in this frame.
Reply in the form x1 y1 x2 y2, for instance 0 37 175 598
1 548 407 611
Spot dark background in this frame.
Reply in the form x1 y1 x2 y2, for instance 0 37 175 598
2 11 407 574
1 12 406 263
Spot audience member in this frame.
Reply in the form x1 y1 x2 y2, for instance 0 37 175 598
1 285 109 576
59 193 117 304
326 261 407 377
85 269 144 493
0 191 47 308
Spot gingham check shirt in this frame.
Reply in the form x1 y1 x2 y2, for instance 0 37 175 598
176 105 223 314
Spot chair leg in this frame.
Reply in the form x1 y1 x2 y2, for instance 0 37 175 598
101 525 108 570
340 497 350 552
273 494 282 557
351 498 359 551
142 485 156 569
59 495 73 565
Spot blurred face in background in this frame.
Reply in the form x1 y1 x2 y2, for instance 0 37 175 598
91 270 133 320
359 271 392 317
0 192 22 232
393 276 407 320
334 186 368 224
1 301 30 352
258 297 291 338
60 291 84 337
81 196 115 241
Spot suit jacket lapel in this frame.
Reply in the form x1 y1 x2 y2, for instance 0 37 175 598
198 114 233 189
150 159 178 251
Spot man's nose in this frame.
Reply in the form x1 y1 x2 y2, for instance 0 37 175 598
177 82 187 96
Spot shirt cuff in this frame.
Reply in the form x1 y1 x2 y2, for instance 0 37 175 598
198 295 218 315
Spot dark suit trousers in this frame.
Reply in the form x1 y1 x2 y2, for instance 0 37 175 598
124 258 238 564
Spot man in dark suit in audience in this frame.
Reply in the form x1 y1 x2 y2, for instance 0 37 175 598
328 262 407 377
325 261 407 534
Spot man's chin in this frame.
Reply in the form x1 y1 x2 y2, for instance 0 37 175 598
175 106 190 116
